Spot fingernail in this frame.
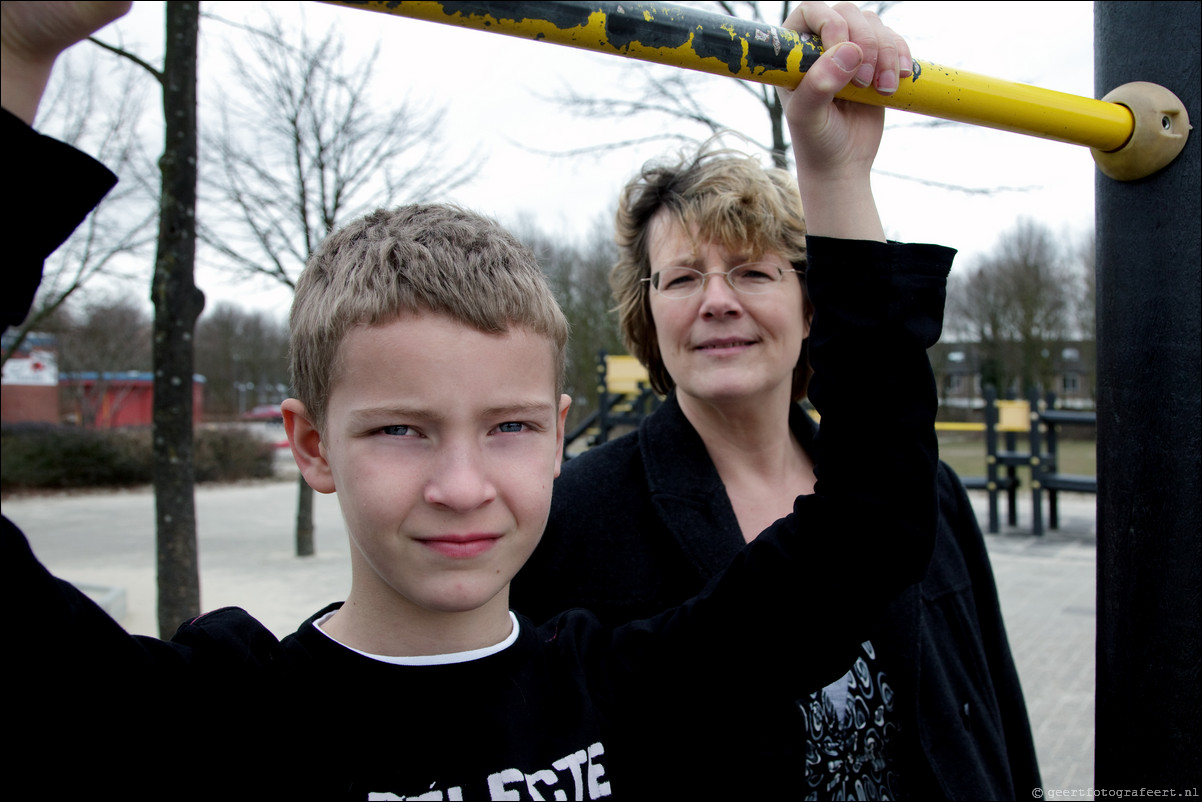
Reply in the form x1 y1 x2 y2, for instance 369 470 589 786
877 68 898 94
831 42 862 74
899 56 913 79
853 63 874 87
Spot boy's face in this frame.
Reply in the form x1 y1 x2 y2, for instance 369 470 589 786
287 312 569 621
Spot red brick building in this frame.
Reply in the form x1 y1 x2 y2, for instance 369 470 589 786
1 334 60 424
59 372 206 428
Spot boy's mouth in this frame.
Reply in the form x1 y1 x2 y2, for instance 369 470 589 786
418 534 501 559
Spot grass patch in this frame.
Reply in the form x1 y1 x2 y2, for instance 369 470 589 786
937 433 1096 485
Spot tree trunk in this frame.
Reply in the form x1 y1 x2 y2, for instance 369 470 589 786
295 475 315 557
768 91 787 170
153 2 204 639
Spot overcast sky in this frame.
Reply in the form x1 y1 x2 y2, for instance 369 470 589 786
67 0 1097 315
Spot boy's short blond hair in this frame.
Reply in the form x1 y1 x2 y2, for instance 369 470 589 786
611 146 812 399
290 204 569 431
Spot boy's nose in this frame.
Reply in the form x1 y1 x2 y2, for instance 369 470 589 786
423 445 497 511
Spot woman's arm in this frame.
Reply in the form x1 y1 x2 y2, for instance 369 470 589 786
777 2 911 241
1 1 131 125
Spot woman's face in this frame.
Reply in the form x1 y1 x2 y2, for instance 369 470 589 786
646 210 808 410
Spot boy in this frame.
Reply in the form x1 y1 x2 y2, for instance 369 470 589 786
10 200 946 800
5 2 948 798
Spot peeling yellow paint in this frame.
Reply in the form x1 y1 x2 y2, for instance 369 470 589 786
323 0 1135 151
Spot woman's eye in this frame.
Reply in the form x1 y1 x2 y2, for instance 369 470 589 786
734 264 775 282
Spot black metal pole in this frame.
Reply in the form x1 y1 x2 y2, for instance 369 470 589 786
1095 1 1201 788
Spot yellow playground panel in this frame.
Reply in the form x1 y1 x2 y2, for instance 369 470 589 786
995 399 1032 432
601 354 652 396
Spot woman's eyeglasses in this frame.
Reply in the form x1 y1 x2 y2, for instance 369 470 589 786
642 262 802 299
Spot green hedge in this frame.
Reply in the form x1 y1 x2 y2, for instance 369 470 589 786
194 427 276 483
1 424 275 491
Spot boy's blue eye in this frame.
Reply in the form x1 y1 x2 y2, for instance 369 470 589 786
381 425 413 436
496 422 525 434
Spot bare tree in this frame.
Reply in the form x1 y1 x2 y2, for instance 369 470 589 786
539 2 789 167
195 303 288 419
1074 230 1097 343
51 297 153 427
541 0 1024 194
713 0 791 167
1 51 157 369
947 217 1078 395
89 2 204 637
1069 229 1097 400
202 13 471 290
202 13 471 556
515 213 626 429
151 3 204 638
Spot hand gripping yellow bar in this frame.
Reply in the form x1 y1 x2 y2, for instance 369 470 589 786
321 0 1190 181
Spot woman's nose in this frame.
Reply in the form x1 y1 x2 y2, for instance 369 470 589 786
697 270 742 316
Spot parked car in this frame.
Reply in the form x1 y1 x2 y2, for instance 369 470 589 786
242 404 283 423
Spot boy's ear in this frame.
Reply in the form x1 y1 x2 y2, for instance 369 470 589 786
281 398 336 494
553 393 572 478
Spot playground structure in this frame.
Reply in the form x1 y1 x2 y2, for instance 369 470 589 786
575 351 1097 537
320 0 1198 788
325 1 1190 181
961 386 1097 537
564 353 661 453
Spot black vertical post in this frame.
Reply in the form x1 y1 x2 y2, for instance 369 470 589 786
1044 393 1061 531
1095 1 1201 788
984 384 1001 534
1004 391 1020 527
596 351 612 445
1028 388 1045 537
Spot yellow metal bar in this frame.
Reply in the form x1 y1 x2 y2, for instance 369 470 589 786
839 66 1133 151
322 0 1134 152
935 422 987 432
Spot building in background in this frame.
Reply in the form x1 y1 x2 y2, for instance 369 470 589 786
1 332 61 424
58 371 205 428
929 339 1096 412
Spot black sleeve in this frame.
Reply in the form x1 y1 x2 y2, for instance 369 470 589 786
794 236 952 629
2 516 189 671
3 513 285 794
2 108 118 330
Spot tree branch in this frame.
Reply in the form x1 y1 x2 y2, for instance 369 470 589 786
88 36 163 84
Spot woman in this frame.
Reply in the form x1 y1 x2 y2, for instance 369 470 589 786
512 2 1040 799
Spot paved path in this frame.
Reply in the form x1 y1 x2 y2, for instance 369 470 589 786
3 475 1098 795
966 491 1097 796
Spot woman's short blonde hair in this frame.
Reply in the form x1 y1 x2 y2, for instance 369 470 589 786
611 146 812 399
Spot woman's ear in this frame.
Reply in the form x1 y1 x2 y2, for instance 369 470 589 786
800 278 814 341
281 398 336 494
